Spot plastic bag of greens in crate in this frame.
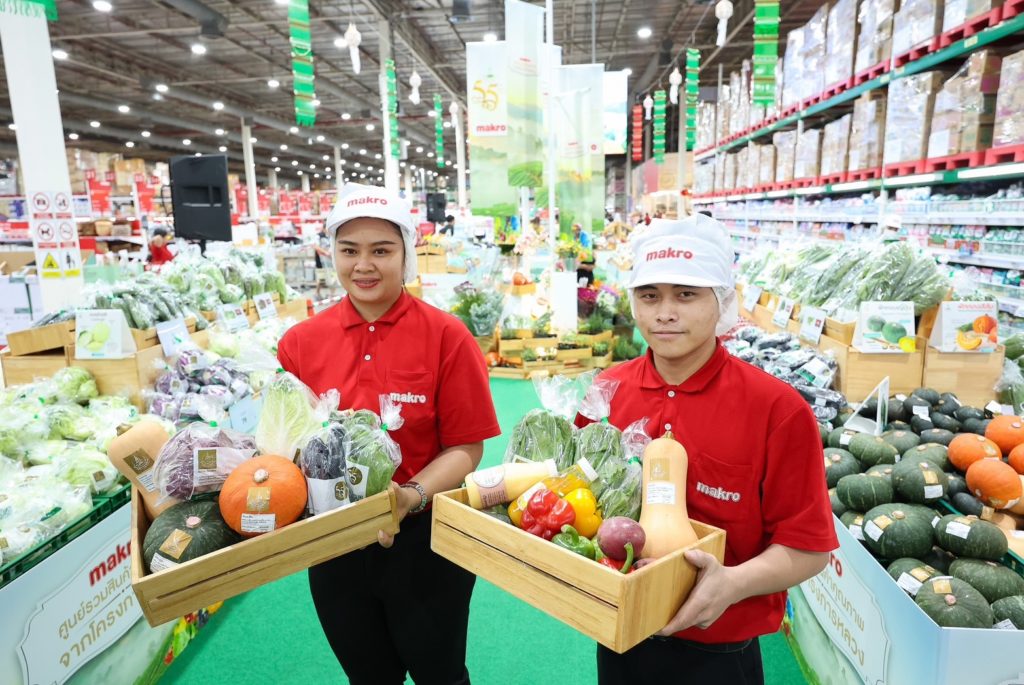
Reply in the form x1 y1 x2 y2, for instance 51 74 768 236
339 395 404 501
996 360 1024 416
300 421 352 515
594 418 650 521
503 374 579 471
574 376 627 498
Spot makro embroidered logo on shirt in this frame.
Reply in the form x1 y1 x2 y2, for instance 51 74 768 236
645 247 694 262
390 392 427 405
696 481 741 503
347 196 388 207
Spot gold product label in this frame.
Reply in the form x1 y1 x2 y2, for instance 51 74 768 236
247 487 272 513
874 515 893 530
159 529 193 560
125 448 154 474
650 457 670 480
197 448 218 471
932 578 952 594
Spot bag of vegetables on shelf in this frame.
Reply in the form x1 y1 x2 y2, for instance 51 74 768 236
338 395 404 501
995 360 1024 416
300 421 352 515
152 413 257 504
504 374 579 471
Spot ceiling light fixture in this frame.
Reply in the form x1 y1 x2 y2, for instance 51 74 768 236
341 143 349 149
623 67 633 77
117 104 130 113
155 83 169 93
250 137 258 143
215 128 225 136
141 130 151 137
409 70 422 104
218 145 227 152
291 160 298 166
365 123 375 131
316 134 325 142
289 125 299 133
152 93 163 101
89 120 101 128
92 1 112 12
275 166 281 171
52 48 69 60
191 43 207 55
271 156 279 162
415 146 423 153
6 123 15 131
125 141 135 148
312 98 320 107
637 26 653 39
68 132 79 140
359 148 367 155
341 112 351 120
374 153 382 159
267 78 280 89
280 143 288 150
182 138 191 145
427 109 437 118
322 154 330 161
212 101 224 110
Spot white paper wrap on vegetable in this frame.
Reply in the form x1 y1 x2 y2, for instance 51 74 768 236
337 395 403 502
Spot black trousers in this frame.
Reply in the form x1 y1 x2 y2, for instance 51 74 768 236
597 636 764 685
308 511 476 685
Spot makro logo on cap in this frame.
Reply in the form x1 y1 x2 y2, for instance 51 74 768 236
347 196 388 208
646 246 694 262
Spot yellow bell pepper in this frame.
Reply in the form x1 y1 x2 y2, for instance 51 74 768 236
508 497 524 527
563 488 602 538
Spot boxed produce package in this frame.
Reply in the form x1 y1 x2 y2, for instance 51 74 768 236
714 153 727 192
821 114 852 177
697 102 717 151
774 130 798 182
795 127 823 180
759 145 777 185
694 161 714 195
848 90 887 170
993 48 1024 148
855 0 897 73
724 153 738 191
825 0 859 89
892 0 944 57
802 5 830 100
883 71 945 166
944 0 1003 31
928 58 1000 158
782 26 807 108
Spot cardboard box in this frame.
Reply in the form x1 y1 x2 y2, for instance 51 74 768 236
759 145 777 185
855 0 897 72
825 0 860 88
883 72 945 166
994 49 1024 148
431 488 726 654
821 114 852 176
892 0 944 56
795 128 823 180
774 130 798 182
131 486 400 626
923 345 1005 407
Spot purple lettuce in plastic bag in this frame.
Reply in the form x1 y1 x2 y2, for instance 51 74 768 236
154 421 257 501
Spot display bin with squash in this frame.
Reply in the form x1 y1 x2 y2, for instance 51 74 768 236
923 346 1005 408
430 488 725 653
131 485 401 626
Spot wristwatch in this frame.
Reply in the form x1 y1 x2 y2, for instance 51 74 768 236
401 480 428 514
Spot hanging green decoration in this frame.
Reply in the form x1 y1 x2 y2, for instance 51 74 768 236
652 90 667 164
18 0 57 19
434 94 445 169
752 0 780 106
685 49 700 152
288 0 317 127
385 60 400 159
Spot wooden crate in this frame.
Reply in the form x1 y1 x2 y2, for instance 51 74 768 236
276 297 309 321
406 281 423 299
588 351 614 369
824 317 856 346
556 347 593 362
416 244 446 256
503 283 537 297
489 366 530 380
69 343 170 411
1 349 68 386
431 489 725 653
817 335 926 399
498 337 525 356
750 304 776 331
523 336 558 351
131 486 400 626
129 317 198 351
242 293 281 315
6 319 76 356
576 330 613 346
923 345 1005 407
522 359 561 373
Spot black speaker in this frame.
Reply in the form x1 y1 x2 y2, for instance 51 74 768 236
170 154 231 241
451 0 470 23
426 192 447 222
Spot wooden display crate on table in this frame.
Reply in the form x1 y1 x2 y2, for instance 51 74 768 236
589 351 614 369
1 349 69 386
815 334 927 398
576 330 613 347
131 486 400 626
6 319 75 356
431 489 725 653
923 346 1005 407
129 317 198 351
555 347 593 362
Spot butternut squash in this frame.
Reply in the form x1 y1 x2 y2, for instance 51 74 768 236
638 432 699 559
1010 476 1024 516
1004 529 1024 558
108 420 178 520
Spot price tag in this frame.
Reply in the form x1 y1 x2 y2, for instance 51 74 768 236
240 513 276 534
924 484 944 499
912 405 931 419
945 521 972 539
218 303 250 332
157 318 190 357
742 285 763 313
772 298 796 328
995 619 1018 630
896 572 924 596
254 293 278 320
228 394 263 434
849 523 864 540
986 400 1003 415
864 520 884 542
799 307 826 345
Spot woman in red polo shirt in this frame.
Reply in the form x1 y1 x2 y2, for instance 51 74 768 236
580 215 838 684
277 183 500 685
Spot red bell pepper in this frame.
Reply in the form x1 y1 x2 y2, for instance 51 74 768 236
519 488 575 540
597 542 636 573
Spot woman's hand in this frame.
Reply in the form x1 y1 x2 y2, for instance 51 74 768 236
377 482 420 549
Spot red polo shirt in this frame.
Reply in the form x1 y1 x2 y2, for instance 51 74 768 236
578 343 837 644
277 291 501 484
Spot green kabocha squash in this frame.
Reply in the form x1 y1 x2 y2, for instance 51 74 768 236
902 443 950 471
962 418 992 436
143 500 241 573
829 488 848 517
887 398 909 423
887 558 941 596
827 427 858 449
915 576 993 628
911 415 936 434
892 458 948 504
935 514 1009 561
819 422 831 446
954 406 986 424
883 429 921 454
887 420 912 433
911 388 941 406
920 428 956 447
837 473 894 511
850 434 899 467
950 559 1024 604
858 398 879 418
930 412 961 433
866 464 895 484
921 546 957 574
935 393 962 417
952 492 986 517
834 408 855 427
824 448 861 488
862 504 935 559
946 473 969 498
992 596 1024 629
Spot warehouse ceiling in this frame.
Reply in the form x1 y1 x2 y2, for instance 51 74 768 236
0 0 823 183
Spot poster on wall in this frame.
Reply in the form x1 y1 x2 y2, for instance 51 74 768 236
504 0 545 189
466 41 518 218
603 70 628 155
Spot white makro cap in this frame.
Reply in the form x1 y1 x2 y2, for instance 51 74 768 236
325 183 418 283
627 214 738 335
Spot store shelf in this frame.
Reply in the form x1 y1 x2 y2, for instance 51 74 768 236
92 235 147 245
694 11 1024 160
929 247 1024 269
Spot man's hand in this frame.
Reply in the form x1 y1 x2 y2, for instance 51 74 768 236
377 483 420 549
657 550 742 635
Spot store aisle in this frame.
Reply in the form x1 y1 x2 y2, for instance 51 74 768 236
163 380 808 685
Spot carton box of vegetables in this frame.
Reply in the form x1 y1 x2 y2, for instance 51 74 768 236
129 371 401 627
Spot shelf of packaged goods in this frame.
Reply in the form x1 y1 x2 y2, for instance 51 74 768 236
728 229 783 240
997 296 1024 317
928 247 1024 269
696 12 1024 159
93 235 147 245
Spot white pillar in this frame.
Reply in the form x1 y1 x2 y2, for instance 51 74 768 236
240 118 259 219
301 174 310 193
450 102 468 210
0 6 83 312
268 168 278 189
333 145 343 190
378 20 400 193
677 85 687 217
404 165 412 196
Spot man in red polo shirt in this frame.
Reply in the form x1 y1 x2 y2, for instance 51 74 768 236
581 215 838 684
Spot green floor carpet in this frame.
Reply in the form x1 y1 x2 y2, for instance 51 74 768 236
163 379 808 684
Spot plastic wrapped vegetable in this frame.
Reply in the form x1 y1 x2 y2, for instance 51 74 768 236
254 371 333 459
43 404 96 442
503 375 579 470
996 360 1024 416
153 421 257 501
341 396 403 501
54 444 121 494
594 419 650 521
51 367 99 405
575 377 626 498
300 422 351 514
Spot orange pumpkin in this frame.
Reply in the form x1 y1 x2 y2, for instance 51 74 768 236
966 458 1023 509
219 455 307 538
1009 444 1024 475
973 315 998 334
947 433 1002 472
985 415 1024 455
512 272 529 286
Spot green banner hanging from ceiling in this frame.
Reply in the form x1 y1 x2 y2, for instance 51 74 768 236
752 0 779 106
288 0 316 127
0 0 57 20
652 90 667 164
685 49 699 151
434 94 445 169
385 59 400 159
